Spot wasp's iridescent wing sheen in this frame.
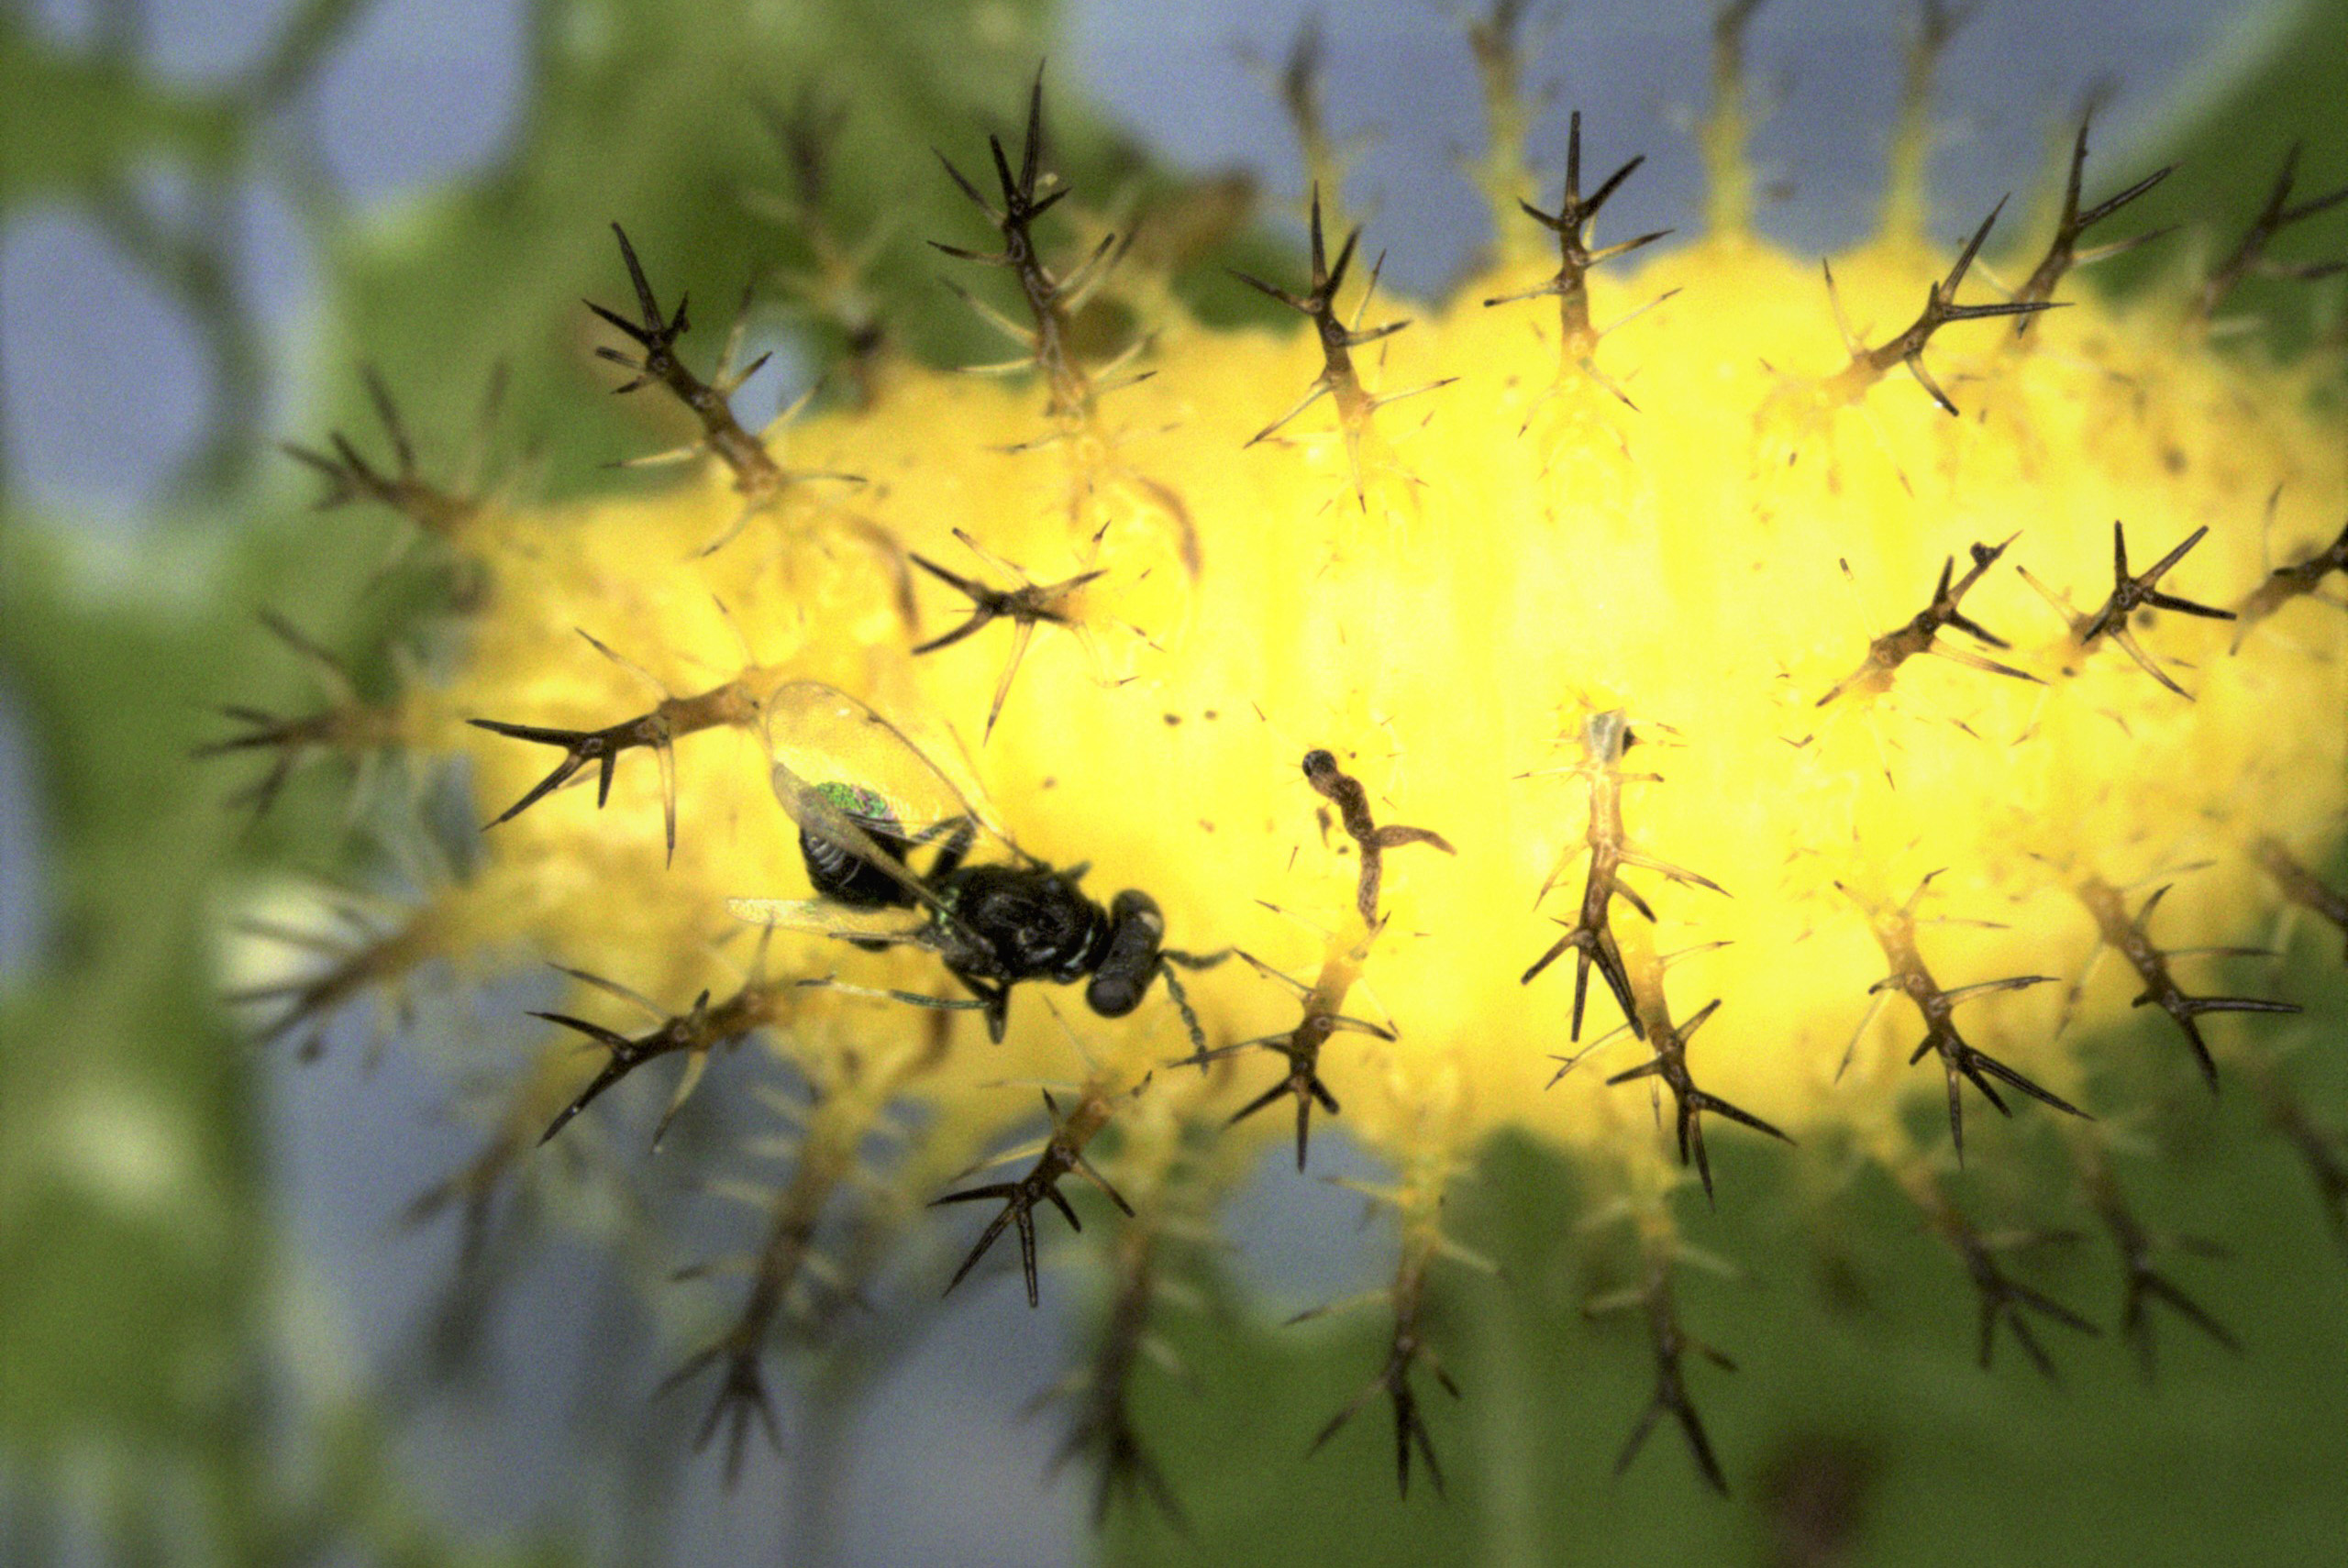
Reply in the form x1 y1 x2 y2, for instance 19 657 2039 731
750 681 1008 946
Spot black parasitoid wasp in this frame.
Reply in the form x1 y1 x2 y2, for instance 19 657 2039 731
729 682 1221 1047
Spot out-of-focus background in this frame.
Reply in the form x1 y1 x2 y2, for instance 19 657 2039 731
3 3 2344 1565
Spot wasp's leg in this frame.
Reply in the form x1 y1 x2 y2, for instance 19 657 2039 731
800 975 991 1017
948 972 1013 1043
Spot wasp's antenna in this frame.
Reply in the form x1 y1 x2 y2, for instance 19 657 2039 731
2195 142 2348 323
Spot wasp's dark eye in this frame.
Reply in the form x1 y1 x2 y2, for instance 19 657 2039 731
1087 890 1167 1016
1086 970 1145 1017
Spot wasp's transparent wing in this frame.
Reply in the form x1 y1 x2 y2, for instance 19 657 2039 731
760 681 1003 933
725 898 934 945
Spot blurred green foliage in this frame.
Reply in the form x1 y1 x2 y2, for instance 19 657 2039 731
1 0 1102 1558
1 1 2342 1563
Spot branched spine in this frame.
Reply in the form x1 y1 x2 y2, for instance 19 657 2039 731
1842 875 2083 1165
532 965 794 1146
1173 938 1389 1172
2252 838 2348 963
933 1073 1142 1309
752 88 892 404
1465 0 1548 265
2232 517 2348 649
282 364 500 539
1485 112 1672 404
2010 105 2176 326
1599 955 1794 1206
1591 1229 1738 1494
2065 875 2298 1091
196 611 408 818
1815 200 2058 414
469 633 783 865
2073 1137 2240 1379
1879 1 1977 246
1302 1226 1462 1499
1901 1167 2099 1378
909 528 1107 742
2195 143 2348 323
933 69 1135 426
226 892 438 1060
2019 522 2236 700
1523 711 1727 1043
666 1033 944 1483
1818 535 2037 706
1231 189 1453 506
587 226 891 573
1700 0 1768 238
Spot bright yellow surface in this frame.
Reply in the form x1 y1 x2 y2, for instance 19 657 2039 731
443 225 2346 1176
